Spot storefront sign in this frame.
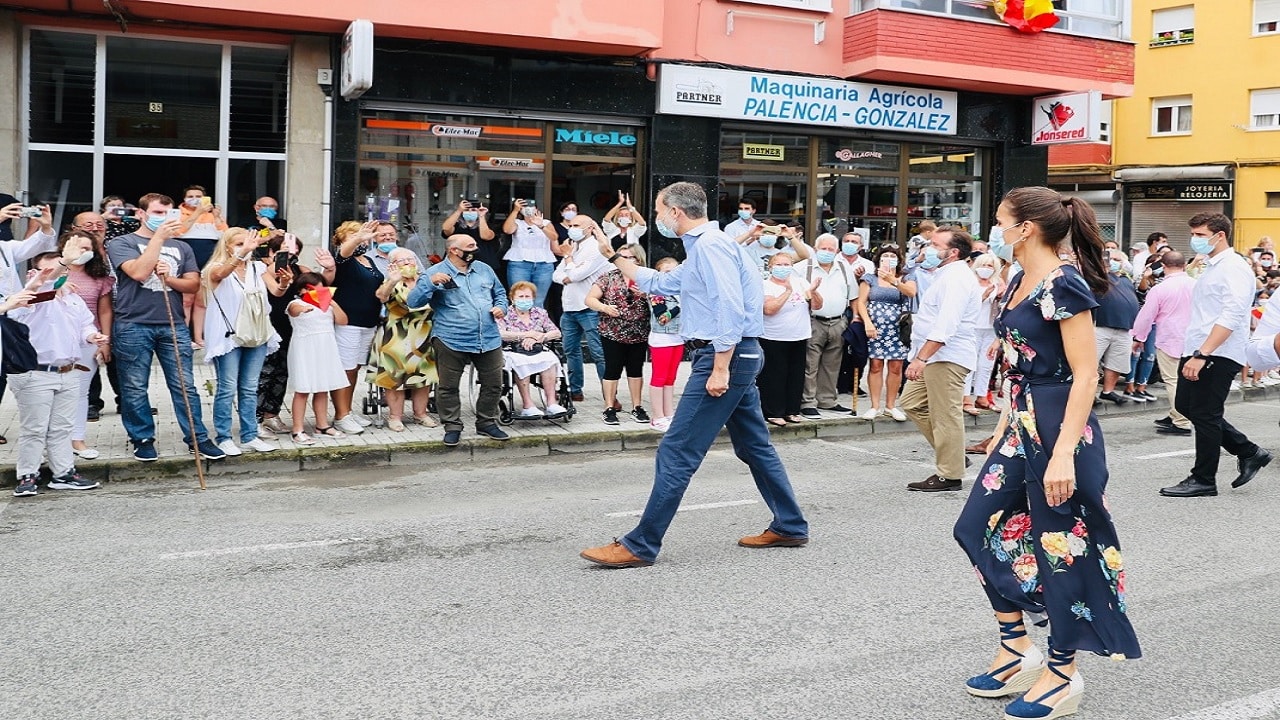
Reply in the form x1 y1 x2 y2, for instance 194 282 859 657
1124 182 1233 201
432 124 483 138
478 156 544 171
340 19 374 101
657 64 959 136
1030 90 1102 145
554 128 637 146
834 148 883 162
743 143 785 161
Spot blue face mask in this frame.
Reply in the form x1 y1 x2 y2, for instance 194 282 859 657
988 225 1015 263
1190 234 1215 256
377 242 397 255
842 242 859 256
145 214 165 231
816 250 837 265
462 211 479 222
758 235 778 249
770 265 793 280
258 207 277 220
738 209 753 221
656 209 679 239
921 246 945 269
514 298 535 311
1109 260 1121 274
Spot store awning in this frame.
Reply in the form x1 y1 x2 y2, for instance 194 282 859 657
1113 165 1234 182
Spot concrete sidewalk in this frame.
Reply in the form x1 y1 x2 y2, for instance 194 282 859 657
2 354 1267 485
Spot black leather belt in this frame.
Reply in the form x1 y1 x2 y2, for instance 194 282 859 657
812 316 843 322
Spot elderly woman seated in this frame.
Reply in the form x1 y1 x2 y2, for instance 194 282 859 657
497 281 567 418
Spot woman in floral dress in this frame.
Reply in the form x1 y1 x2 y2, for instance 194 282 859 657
370 248 437 431
953 187 1141 720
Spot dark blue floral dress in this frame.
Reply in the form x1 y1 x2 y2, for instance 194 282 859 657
952 266 1141 660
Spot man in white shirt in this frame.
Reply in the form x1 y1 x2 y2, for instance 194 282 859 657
553 215 611 403
838 231 875 279
898 227 982 492
723 197 759 241
795 233 857 417
1161 213 1273 498
836 231 873 397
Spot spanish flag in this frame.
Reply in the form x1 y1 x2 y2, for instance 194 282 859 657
994 0 1060 33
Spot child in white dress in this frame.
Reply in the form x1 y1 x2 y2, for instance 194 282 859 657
287 271 350 444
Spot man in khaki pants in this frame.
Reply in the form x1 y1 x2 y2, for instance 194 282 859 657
899 227 982 492
1131 251 1195 435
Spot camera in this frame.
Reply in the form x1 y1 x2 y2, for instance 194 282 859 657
110 207 130 218
19 206 43 218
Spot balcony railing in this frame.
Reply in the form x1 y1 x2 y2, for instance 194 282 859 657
848 0 1130 41
1149 29 1194 47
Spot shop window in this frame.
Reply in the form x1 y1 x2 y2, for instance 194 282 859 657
1152 96 1192 135
102 154 216 214
720 131 810 226
1255 0 1280 34
230 47 290 153
818 174 899 248
104 37 222 151
28 30 96 146
26 150 93 222
1250 89 1280 130
1151 6 1194 46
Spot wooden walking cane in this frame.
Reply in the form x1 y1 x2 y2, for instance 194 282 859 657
160 275 207 490
851 367 860 415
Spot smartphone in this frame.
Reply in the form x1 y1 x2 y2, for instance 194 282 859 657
282 232 299 255
164 208 182 222
274 252 291 272
200 196 212 207
110 207 129 218
30 290 57 304
760 226 781 236
19 206 43 218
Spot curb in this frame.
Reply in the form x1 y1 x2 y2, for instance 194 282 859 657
6 383 1276 487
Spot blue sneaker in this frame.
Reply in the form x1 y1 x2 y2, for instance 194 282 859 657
476 425 510 441
133 438 158 462
48 470 100 491
442 429 462 447
190 439 227 460
12 474 38 497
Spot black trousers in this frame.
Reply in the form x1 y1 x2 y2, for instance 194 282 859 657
1174 356 1259 483
838 341 868 394
87 357 122 411
758 338 807 418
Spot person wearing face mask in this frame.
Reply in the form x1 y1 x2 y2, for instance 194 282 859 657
856 246 914 422
370 247 438 432
368 222 423 277
580 181 809 568
70 210 123 420
602 191 649 251
1257 251 1275 279
497 281 566 419
501 199 561 309
963 254 1003 416
442 197 498 272
724 197 760 242
7 251 110 497
106 193 226 462
1093 250 1141 405
1131 251 1195 436
552 215 611 404
176 185 228 270
899 225 983 493
953 188 1140 720
1159 212 1274 498
793 233 855 418
837 231 875 278
328 219 387 435
248 196 287 234
758 253 820 426
408 234 510 446
835 231 876 398
99 195 140 240
57 230 114 460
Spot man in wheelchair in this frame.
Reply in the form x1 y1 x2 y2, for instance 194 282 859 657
497 281 569 419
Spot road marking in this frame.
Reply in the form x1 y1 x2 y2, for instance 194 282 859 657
1135 449 1197 460
1164 686 1280 720
606 499 757 518
160 537 365 559
841 445 935 468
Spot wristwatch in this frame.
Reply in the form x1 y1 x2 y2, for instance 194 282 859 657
607 253 622 264
1192 349 1208 360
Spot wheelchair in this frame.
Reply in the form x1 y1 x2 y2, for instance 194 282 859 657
496 339 576 426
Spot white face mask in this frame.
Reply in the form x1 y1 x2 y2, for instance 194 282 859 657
617 217 632 227
70 250 95 266
975 266 995 280
567 227 586 242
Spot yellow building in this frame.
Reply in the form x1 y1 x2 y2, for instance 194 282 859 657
1112 0 1280 250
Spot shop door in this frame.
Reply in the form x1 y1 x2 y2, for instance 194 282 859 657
817 172 899 251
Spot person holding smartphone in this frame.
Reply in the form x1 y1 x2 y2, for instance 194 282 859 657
501 198 560 308
442 197 499 271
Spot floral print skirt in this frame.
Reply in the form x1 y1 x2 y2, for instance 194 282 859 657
952 380 1141 659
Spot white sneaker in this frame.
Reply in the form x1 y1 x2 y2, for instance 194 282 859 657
1231 380 1242 391
889 407 908 422
333 415 366 434
216 439 243 457
73 447 100 460
545 403 568 416
650 417 671 432
242 437 278 453
517 407 543 418
353 414 373 427
858 407 879 420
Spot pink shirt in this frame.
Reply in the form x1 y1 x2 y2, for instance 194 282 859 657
1131 272 1195 358
66 270 115 331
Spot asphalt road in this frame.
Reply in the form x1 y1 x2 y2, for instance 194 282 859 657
3 401 1279 720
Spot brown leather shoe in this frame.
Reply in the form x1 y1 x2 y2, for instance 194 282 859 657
966 437 993 454
907 475 963 492
738 528 809 548
580 539 652 568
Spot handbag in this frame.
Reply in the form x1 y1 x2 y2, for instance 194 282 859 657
897 309 913 347
212 266 274 348
504 341 545 356
0 314 38 376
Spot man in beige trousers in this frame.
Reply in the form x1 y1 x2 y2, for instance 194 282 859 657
899 226 983 492
1131 251 1195 435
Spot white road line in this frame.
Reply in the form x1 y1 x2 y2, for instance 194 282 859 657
1163 687 1280 720
160 537 365 559
606 499 757 518
842 445 936 468
1135 449 1197 460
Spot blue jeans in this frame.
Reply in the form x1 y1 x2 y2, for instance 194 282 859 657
622 339 809 562
560 309 605 394
113 320 209 446
1127 328 1157 385
213 344 269 444
507 261 554 308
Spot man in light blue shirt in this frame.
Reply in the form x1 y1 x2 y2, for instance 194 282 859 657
408 234 509 446
579 182 809 568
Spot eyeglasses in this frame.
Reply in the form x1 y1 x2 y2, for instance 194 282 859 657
617 255 636 260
